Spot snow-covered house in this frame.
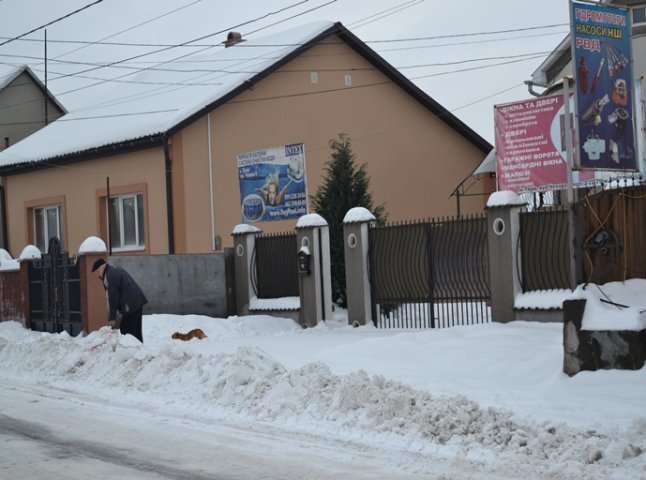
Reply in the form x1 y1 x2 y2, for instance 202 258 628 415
0 22 491 256
0 65 66 152
0 65 66 249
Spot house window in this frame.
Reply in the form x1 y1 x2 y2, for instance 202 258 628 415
33 205 63 252
108 193 145 251
634 7 646 26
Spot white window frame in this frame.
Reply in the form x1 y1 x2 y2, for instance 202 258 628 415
33 204 63 252
108 193 145 252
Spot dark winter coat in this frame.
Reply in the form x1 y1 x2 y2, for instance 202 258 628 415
102 264 148 322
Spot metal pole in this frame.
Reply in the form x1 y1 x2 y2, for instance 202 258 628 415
563 78 578 290
44 29 48 125
106 177 112 256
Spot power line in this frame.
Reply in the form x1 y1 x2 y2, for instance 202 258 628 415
0 22 568 50
45 0 204 64
348 0 425 30
50 0 320 89
367 23 569 43
0 0 105 48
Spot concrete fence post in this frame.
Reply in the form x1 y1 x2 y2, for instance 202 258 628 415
343 207 376 326
296 214 332 328
77 236 109 334
232 224 261 316
486 191 526 323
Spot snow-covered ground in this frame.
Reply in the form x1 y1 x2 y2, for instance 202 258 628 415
1 280 645 479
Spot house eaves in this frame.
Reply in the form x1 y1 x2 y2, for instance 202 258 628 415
0 133 164 175
531 35 571 87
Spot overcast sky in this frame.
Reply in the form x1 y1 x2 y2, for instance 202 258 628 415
0 0 571 144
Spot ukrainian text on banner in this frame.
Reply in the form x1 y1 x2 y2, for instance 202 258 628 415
237 143 307 223
571 1 636 170
495 95 570 192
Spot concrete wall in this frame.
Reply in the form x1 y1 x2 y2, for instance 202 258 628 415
110 251 234 318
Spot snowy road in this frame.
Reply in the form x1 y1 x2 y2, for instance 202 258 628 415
1 379 494 480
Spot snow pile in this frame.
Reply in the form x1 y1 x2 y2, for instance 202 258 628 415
0 314 645 478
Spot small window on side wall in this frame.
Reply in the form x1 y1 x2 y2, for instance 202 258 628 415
634 7 646 26
33 205 63 252
108 193 145 251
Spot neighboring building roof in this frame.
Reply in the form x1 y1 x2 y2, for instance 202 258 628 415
0 65 67 114
0 21 490 174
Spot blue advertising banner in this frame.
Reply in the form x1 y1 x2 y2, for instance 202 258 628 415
571 1 637 170
237 143 307 223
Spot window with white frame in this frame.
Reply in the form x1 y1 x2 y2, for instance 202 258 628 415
108 193 145 250
33 205 63 252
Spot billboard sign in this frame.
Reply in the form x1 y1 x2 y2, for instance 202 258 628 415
494 95 570 192
237 143 308 223
571 1 636 170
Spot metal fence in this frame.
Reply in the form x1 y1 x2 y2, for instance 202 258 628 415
251 232 299 298
369 215 491 329
27 237 81 335
519 206 571 292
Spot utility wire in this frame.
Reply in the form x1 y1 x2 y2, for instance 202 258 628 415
0 22 568 49
348 0 425 30
0 48 559 114
0 0 104 48
50 0 317 87
45 0 204 63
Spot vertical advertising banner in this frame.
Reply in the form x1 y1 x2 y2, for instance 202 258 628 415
237 143 308 223
495 95 569 192
572 1 636 170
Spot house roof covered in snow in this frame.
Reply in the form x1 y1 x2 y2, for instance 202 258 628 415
0 21 490 174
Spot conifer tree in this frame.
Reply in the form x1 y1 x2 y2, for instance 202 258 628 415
311 133 386 307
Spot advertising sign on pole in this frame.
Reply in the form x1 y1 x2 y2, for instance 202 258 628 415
571 0 636 170
237 143 308 223
494 95 570 192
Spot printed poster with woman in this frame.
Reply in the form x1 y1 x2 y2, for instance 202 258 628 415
237 143 308 223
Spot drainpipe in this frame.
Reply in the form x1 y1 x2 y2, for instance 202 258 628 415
207 113 216 251
163 135 175 254
0 184 7 249
524 80 544 98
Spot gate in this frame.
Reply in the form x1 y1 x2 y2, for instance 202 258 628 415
27 237 82 335
519 206 571 291
251 232 299 298
369 215 491 329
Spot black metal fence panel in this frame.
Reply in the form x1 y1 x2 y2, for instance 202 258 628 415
252 232 299 298
27 237 81 335
369 215 491 329
519 207 572 292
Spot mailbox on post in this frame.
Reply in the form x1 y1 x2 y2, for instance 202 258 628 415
297 248 311 276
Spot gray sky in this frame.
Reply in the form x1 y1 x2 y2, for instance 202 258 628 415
0 0 571 144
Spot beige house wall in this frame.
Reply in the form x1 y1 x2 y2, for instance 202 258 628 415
174 38 489 252
4 147 167 256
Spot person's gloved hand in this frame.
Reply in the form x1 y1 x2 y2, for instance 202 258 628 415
109 312 123 329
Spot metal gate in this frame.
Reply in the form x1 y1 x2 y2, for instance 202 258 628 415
251 232 299 298
369 215 491 329
27 237 82 335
